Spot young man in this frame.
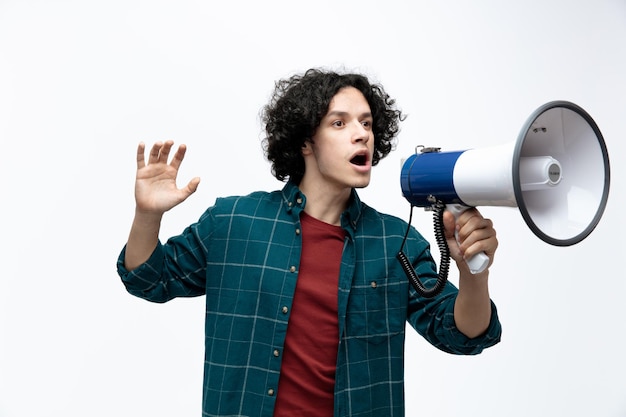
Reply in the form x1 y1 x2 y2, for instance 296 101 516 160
117 69 502 416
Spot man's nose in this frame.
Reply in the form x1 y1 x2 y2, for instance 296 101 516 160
351 122 370 143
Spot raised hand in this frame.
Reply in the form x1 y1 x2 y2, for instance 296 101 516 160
135 141 200 216
124 141 200 270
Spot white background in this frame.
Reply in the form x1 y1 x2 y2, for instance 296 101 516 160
1 1 625 416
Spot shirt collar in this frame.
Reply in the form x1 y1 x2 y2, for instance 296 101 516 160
281 181 363 233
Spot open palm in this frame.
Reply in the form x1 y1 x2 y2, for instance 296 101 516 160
134 141 200 215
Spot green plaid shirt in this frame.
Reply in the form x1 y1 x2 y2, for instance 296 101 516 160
117 181 501 417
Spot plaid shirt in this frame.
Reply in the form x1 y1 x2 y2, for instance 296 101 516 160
117 181 501 417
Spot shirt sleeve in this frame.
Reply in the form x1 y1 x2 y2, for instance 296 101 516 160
410 292 502 355
404 231 502 355
116 210 214 303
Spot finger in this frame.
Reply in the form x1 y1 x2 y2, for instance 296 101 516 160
464 235 498 264
160 140 175 163
455 207 481 226
148 141 163 164
136 142 146 169
460 220 497 257
169 143 188 171
455 209 485 242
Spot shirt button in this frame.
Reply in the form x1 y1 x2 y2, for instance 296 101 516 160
289 266 296 273
296 197 303 204
371 281 377 289
268 388 275 396
273 349 280 357
282 306 289 314
295 228 301 235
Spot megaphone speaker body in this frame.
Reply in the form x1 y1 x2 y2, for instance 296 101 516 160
401 144 518 208
401 101 610 247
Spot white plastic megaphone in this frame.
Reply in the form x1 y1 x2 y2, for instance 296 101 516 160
398 101 610 295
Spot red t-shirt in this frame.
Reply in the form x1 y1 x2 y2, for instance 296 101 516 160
273 212 346 416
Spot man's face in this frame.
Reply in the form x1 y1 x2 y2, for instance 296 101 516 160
301 87 375 193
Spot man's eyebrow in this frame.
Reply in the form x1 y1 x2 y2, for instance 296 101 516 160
325 110 373 118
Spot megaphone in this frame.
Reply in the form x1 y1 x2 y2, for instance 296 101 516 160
398 101 610 297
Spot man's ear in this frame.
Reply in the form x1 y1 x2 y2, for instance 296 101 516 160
301 140 313 156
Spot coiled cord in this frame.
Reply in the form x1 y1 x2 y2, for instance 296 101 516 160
396 201 450 298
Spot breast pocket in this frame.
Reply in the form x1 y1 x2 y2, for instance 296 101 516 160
345 278 407 344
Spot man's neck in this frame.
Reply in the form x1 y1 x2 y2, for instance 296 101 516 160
298 180 351 226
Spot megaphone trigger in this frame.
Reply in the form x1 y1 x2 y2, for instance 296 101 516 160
445 204 490 274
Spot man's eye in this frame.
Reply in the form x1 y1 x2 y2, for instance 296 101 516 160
362 120 372 128
332 120 344 127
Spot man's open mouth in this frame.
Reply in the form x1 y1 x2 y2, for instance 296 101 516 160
350 154 368 166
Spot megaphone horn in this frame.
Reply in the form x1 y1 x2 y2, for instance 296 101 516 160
398 101 611 297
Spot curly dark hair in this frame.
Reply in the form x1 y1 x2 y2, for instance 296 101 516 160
261 68 405 184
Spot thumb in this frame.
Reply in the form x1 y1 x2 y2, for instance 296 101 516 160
442 210 463 261
185 177 201 195
442 210 457 240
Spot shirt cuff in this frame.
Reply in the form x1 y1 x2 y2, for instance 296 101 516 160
443 300 502 354
116 241 165 292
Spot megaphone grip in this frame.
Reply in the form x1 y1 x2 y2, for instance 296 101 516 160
465 252 490 274
446 204 490 274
